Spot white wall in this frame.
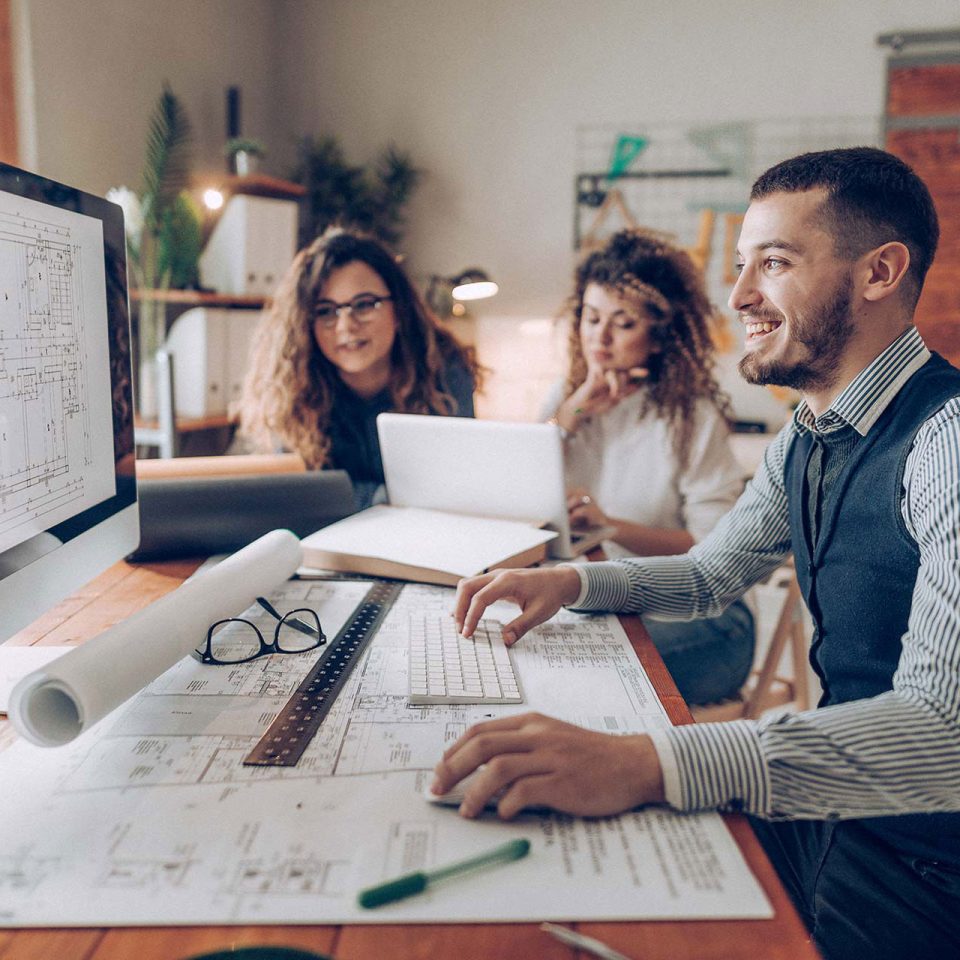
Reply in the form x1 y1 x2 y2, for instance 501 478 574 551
19 0 285 197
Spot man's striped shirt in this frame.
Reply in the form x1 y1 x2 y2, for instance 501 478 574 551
571 326 960 819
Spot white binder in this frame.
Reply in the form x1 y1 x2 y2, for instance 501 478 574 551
199 194 298 296
163 307 262 417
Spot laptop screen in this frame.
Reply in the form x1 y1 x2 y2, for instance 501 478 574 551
376 414 577 557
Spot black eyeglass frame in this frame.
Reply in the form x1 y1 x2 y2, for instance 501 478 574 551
312 294 393 329
194 597 327 666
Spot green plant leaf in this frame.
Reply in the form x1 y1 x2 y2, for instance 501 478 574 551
290 135 422 247
141 83 193 237
372 144 421 245
157 191 203 289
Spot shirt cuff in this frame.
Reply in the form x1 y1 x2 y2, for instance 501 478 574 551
567 565 591 608
655 719 771 814
566 561 633 612
647 728 684 808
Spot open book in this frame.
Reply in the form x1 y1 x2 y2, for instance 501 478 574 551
300 504 558 586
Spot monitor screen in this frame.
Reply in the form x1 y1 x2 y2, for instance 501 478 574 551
0 162 138 643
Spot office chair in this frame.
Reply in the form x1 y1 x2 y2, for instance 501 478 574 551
134 349 178 459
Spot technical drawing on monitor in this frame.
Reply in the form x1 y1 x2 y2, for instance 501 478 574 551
0 163 138 643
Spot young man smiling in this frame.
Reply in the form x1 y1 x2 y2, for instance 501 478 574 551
434 147 960 959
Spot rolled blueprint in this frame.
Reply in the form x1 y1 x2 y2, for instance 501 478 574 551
9 529 302 747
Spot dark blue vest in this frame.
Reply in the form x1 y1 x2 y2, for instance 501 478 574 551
785 353 960 863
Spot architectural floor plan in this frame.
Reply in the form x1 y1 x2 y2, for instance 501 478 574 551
0 206 96 552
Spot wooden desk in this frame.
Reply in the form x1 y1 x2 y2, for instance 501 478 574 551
1 561 820 960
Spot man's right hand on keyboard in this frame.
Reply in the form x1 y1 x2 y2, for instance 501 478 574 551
454 566 582 645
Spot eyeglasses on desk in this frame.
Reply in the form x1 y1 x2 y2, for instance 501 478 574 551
194 596 326 665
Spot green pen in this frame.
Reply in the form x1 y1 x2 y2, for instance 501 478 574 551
357 838 531 909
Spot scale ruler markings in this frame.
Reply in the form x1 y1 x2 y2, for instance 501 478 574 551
243 579 403 767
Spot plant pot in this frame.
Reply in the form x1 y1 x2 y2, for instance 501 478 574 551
233 150 259 176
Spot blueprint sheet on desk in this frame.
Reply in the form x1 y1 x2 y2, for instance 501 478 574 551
0 580 772 925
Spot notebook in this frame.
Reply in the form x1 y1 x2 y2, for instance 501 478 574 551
299 503 555 586
376 413 614 559
130 470 355 561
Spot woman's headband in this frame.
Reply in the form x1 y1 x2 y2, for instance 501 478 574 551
612 274 671 316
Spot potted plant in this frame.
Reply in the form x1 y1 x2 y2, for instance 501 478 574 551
290 135 421 247
108 83 195 417
225 137 266 176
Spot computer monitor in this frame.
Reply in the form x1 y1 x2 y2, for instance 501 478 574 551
0 162 138 644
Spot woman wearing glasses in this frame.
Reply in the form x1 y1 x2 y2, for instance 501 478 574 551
543 228 753 705
238 227 481 509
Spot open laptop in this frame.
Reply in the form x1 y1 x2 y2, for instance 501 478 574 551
130 470 355 561
376 414 614 559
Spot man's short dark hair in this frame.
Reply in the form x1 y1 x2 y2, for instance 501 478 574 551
751 146 938 304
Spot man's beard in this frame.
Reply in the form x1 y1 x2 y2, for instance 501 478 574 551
738 277 855 393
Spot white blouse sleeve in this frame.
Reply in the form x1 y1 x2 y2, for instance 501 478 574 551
538 380 565 422
677 402 746 542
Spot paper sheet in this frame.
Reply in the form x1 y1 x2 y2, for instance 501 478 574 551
0 646 71 714
0 580 772 925
8 530 302 746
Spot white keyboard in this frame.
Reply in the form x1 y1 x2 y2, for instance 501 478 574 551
408 615 524 705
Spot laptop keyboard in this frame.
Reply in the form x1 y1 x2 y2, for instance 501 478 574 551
408 615 524 705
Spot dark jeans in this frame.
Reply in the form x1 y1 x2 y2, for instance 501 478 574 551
750 817 960 960
642 599 754 705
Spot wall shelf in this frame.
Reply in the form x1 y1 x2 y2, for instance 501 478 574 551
212 173 305 200
131 289 267 309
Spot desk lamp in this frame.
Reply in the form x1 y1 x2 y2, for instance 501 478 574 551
427 268 499 318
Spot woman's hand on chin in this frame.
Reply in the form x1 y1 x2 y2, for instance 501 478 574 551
554 364 646 433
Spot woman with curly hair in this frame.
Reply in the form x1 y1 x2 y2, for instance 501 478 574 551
238 228 481 509
543 227 753 704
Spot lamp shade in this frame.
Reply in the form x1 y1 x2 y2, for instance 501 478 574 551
450 269 499 302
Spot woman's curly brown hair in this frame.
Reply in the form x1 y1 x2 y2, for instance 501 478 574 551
237 227 482 468
565 228 732 468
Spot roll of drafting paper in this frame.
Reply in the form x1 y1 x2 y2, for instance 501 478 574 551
9 529 302 747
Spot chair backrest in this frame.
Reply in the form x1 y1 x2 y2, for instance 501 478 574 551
691 563 810 723
134 348 178 458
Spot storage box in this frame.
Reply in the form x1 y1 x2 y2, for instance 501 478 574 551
199 195 298 296
163 307 262 417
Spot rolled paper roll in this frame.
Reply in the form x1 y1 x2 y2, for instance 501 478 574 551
9 529 302 747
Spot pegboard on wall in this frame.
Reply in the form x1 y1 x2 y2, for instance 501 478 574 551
574 116 881 428
575 116 881 308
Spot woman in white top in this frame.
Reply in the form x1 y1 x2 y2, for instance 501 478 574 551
544 228 753 705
